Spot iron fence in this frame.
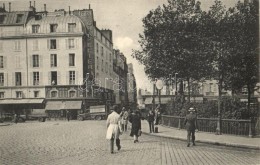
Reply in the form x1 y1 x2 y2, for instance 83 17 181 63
161 115 256 137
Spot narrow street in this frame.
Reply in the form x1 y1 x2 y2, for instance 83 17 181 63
0 121 259 165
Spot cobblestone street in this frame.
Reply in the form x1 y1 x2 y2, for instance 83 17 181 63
0 121 259 165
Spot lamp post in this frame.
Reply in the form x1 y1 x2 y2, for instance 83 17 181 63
175 73 178 95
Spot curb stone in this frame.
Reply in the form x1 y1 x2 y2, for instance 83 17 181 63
143 132 260 150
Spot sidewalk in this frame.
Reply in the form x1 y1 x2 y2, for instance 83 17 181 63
141 121 260 150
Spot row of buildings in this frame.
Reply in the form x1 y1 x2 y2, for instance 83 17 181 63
0 2 137 119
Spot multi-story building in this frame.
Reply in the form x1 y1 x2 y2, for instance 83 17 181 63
0 3 115 119
113 49 128 107
127 63 137 108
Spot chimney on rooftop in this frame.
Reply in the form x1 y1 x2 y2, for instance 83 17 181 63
34 1 35 8
69 6 70 14
89 4 91 9
3 3 5 10
29 1 31 7
8 2 11 12
44 4 46 12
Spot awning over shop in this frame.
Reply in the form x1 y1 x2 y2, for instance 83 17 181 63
45 101 82 110
63 101 82 110
45 101 64 110
144 97 153 104
0 99 44 104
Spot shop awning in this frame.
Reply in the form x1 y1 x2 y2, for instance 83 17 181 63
144 97 153 104
0 99 44 104
63 101 82 110
45 101 64 110
45 101 82 110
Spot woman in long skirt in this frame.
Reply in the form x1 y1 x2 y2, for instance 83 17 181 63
129 110 141 143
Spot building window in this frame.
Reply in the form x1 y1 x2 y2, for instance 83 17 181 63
68 39 75 49
101 60 104 72
0 92 4 98
32 25 40 33
51 71 57 85
15 72 22 86
50 54 57 67
16 91 22 98
33 72 39 85
0 41 3 52
14 40 21 51
96 57 99 70
50 39 57 49
69 54 75 66
50 24 58 33
0 56 3 68
96 43 99 53
109 53 112 62
32 55 39 67
51 91 57 98
69 71 75 85
105 62 108 73
101 46 104 56
68 23 76 32
32 40 39 51
34 91 39 98
16 14 23 23
0 73 4 86
0 15 6 24
69 91 76 97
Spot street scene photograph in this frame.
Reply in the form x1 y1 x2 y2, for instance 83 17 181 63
0 0 259 164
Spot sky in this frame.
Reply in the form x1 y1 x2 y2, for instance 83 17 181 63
4 0 240 92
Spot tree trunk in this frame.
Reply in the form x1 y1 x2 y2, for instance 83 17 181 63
247 83 251 118
216 75 223 135
187 77 190 103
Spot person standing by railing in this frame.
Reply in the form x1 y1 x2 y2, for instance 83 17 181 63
184 107 198 147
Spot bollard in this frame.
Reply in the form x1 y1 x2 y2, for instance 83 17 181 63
249 117 253 138
155 126 158 133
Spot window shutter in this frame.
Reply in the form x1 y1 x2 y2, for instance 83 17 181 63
66 71 70 85
65 39 68 49
4 72 7 86
56 39 59 49
47 39 50 49
39 55 43 68
22 72 26 86
12 72 15 86
75 71 78 85
48 71 51 85
39 72 42 86
57 71 61 85
29 55 32 68
3 56 7 69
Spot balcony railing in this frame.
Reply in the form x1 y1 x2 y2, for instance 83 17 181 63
161 115 256 137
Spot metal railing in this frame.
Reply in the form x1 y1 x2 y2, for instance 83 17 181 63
161 115 255 137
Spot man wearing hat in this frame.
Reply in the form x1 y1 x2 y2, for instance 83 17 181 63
184 107 198 147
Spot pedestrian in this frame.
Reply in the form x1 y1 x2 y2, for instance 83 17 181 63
122 108 129 131
184 107 198 147
154 104 161 125
106 105 122 154
66 110 71 122
14 113 18 124
129 110 141 143
147 110 155 133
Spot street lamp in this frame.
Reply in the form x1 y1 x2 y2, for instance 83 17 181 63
175 73 178 95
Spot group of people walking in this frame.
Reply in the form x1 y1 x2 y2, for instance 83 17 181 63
106 105 198 153
106 105 142 154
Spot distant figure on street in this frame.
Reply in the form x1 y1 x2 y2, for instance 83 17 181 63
184 107 198 147
129 110 141 143
154 104 161 125
147 110 155 133
106 105 122 154
122 108 129 131
14 113 18 124
66 110 71 122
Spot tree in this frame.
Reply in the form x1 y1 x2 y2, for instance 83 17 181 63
132 0 215 102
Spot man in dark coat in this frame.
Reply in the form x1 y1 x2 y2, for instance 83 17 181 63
147 110 155 133
184 107 198 147
129 110 141 143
